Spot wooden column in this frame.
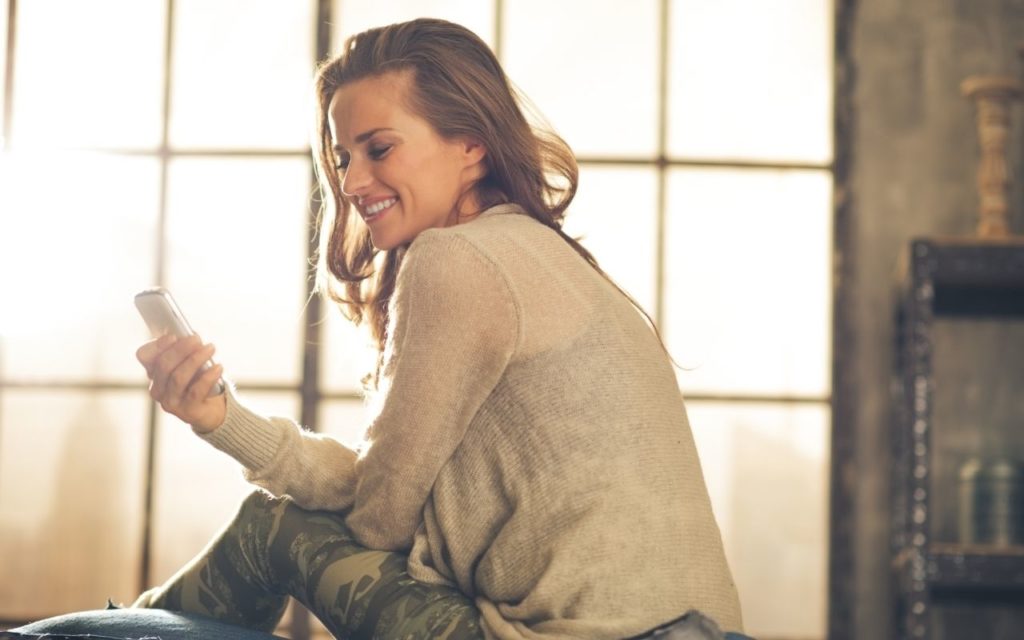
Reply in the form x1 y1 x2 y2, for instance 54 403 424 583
960 76 1022 238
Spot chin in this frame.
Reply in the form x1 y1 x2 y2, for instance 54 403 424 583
368 231 403 252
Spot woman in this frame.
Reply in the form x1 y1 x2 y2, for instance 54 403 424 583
132 17 743 640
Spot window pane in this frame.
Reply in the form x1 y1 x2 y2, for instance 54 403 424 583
664 167 832 397
669 0 832 163
332 0 494 49
321 399 371 449
0 390 148 618
12 0 166 149
170 0 316 149
150 392 299 584
0 152 160 381
564 165 659 314
503 0 659 158
688 400 829 639
321 306 379 393
164 158 310 384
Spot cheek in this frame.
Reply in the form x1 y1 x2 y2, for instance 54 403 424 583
405 158 459 202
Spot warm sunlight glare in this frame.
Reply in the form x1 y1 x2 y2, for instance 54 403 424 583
0 151 100 337
11 0 165 149
169 0 314 149
665 167 833 397
0 151 159 378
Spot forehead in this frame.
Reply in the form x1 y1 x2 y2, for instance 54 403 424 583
328 71 419 145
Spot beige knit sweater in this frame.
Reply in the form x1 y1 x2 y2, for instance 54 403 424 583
200 203 743 638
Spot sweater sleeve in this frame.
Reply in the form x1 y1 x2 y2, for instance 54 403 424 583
345 231 519 550
198 230 518 550
197 383 359 508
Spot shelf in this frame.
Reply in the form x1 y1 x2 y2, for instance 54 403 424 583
927 543 1024 591
915 238 1024 286
896 237 1024 290
892 238 1024 638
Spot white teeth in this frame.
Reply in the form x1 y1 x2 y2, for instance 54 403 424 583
365 198 397 215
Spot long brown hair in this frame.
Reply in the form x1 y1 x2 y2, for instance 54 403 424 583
311 18 665 372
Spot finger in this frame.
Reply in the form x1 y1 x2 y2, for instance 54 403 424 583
150 336 200 399
189 363 225 402
136 335 177 368
168 343 216 398
153 335 202 379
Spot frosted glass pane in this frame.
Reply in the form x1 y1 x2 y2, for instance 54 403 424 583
669 0 832 163
333 0 494 49
150 392 299 584
12 0 165 149
321 399 372 450
664 168 832 396
321 305 380 393
503 0 659 157
0 390 148 618
563 165 659 314
164 158 310 384
170 0 316 149
0 152 160 381
687 401 829 640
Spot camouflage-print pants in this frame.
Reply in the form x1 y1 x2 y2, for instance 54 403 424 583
132 491 483 640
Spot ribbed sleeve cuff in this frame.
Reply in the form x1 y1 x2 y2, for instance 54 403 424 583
196 383 285 472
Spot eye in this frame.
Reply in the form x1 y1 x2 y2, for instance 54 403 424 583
334 152 350 172
368 144 392 160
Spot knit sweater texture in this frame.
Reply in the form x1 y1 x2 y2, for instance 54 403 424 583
200 203 743 638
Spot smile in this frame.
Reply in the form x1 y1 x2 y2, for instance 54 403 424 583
363 197 398 222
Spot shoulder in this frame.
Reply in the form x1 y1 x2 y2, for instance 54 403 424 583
391 214 524 350
403 226 501 283
398 215 535 306
406 206 541 274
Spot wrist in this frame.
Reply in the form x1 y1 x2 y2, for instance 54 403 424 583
191 395 227 434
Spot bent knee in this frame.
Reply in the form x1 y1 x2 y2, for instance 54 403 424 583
235 489 290 525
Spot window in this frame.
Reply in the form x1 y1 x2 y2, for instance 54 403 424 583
0 2 832 637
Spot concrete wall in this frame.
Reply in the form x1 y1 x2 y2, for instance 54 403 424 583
836 0 1024 638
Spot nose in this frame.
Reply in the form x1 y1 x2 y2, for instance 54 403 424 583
340 157 372 198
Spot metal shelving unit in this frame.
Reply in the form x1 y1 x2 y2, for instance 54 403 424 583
893 237 1024 640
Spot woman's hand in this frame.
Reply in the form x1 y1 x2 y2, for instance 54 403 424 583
136 334 227 433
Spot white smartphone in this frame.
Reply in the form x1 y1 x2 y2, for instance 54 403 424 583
134 287 225 396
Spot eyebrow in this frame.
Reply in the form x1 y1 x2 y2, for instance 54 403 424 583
332 128 396 153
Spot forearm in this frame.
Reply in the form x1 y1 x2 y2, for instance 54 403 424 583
199 384 360 511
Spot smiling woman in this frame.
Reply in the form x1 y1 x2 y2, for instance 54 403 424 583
327 71 488 251
116 17 747 640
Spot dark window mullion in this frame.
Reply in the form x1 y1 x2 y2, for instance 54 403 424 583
139 0 177 597
283 1 335 637
62 147 310 157
301 0 332 436
2 0 17 150
684 393 831 405
655 0 670 331
493 0 503 61
576 156 832 171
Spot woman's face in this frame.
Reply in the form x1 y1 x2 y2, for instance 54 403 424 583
328 71 485 250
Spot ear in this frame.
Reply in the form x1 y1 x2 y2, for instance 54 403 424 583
460 138 487 168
